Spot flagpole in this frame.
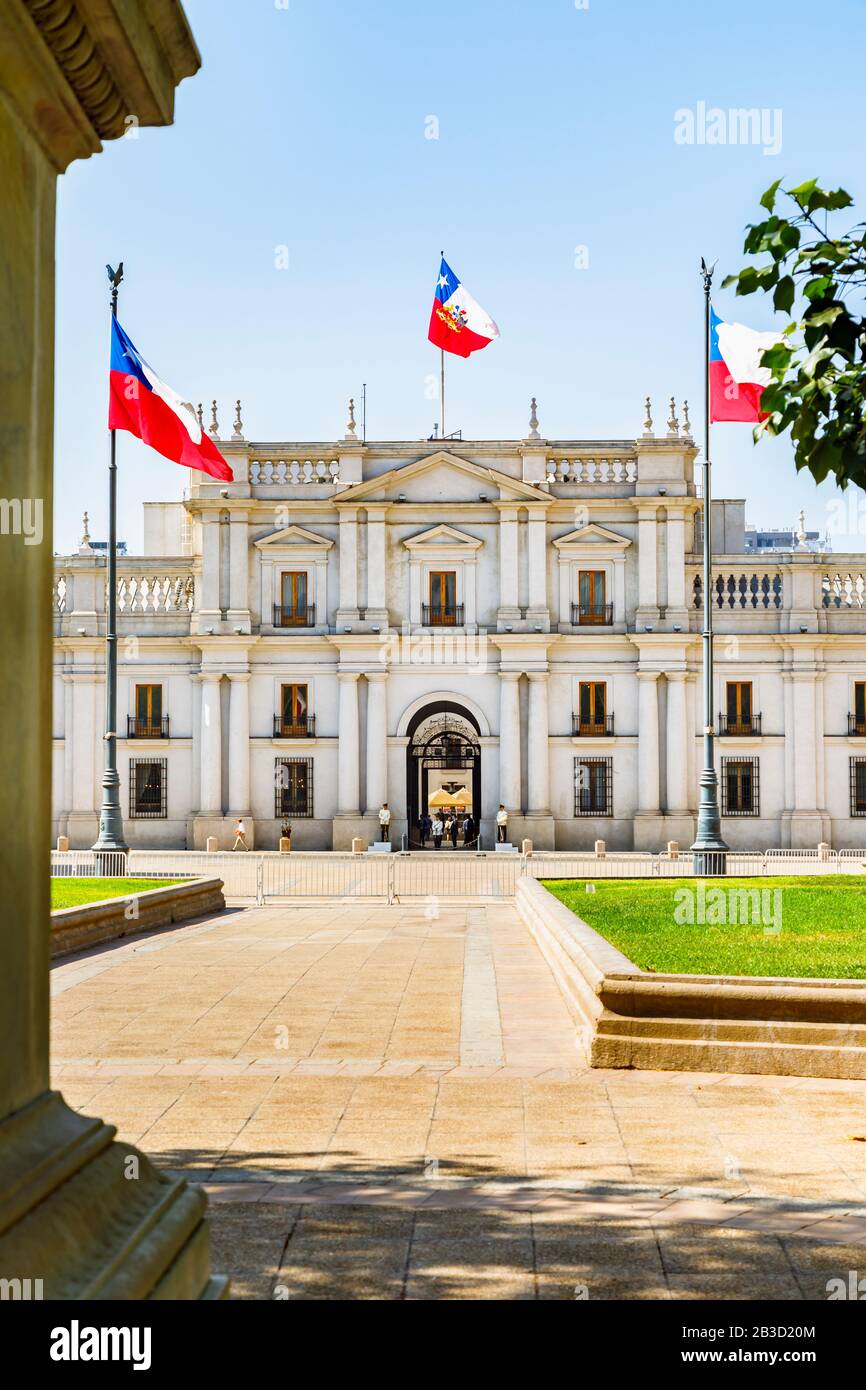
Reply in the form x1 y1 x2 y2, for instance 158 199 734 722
92 262 129 868
439 249 446 437
691 257 727 876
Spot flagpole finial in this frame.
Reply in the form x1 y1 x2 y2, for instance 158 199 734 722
682 399 692 438
344 397 358 440
642 396 654 437
232 399 244 440
527 396 540 440
209 400 220 439
666 395 680 437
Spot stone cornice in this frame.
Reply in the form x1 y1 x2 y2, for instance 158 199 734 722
5 0 201 171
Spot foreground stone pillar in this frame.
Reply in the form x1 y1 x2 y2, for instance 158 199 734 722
498 672 521 811
227 672 251 815
526 673 551 813
0 0 224 1298
365 671 388 813
337 672 361 813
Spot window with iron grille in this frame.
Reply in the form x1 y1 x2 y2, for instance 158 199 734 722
721 757 759 816
850 758 866 817
574 757 612 816
129 758 167 818
275 757 314 817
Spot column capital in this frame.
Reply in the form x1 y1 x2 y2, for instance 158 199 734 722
337 670 361 683
227 671 251 683
366 670 389 684
198 670 223 683
666 670 688 682
637 669 661 682
526 670 549 683
499 669 522 682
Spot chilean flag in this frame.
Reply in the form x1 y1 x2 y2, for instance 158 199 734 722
109 318 233 481
710 307 783 423
428 257 500 358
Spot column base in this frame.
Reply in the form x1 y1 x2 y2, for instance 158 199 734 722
335 609 361 630
65 813 99 849
332 814 378 850
192 815 255 850
225 609 251 634
635 607 661 629
525 608 551 632
633 813 665 851
781 811 830 849
660 814 696 847
496 607 523 631
507 814 555 850
0 1090 226 1299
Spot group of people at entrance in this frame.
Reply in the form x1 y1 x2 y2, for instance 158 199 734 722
418 808 476 849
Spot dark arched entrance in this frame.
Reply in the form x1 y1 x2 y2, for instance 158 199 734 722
406 702 481 847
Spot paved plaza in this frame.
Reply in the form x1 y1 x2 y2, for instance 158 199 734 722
52 902 866 1299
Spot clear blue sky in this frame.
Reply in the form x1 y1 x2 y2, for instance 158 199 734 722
54 0 866 553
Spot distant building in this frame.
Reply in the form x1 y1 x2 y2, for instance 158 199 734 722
87 540 128 556
52 406 866 852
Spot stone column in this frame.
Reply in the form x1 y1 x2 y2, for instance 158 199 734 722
200 674 223 815
636 505 660 625
498 506 520 624
526 673 551 813
365 505 388 624
0 0 223 1299
665 507 687 625
336 509 360 625
227 673 251 813
637 671 661 813
665 672 689 814
526 506 549 628
498 672 521 811
227 512 250 630
365 672 389 812
198 514 222 628
337 672 361 814
793 674 817 812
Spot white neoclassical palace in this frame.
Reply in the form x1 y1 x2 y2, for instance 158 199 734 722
52 401 866 851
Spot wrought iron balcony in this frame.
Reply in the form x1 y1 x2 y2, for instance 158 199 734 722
571 602 613 626
573 713 615 736
127 716 170 739
421 603 464 627
718 713 762 736
848 712 866 736
273 603 316 628
273 713 316 738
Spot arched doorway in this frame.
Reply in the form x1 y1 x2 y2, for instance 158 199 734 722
406 702 481 847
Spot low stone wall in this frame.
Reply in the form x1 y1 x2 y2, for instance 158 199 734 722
516 878 866 1080
51 878 225 958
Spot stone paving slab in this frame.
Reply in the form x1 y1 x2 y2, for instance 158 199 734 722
50 901 866 1299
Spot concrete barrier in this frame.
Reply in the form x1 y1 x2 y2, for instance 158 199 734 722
515 877 866 1080
51 878 225 958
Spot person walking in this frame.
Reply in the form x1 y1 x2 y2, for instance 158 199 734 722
378 803 391 843
232 818 250 851
431 816 443 849
449 815 459 850
463 813 474 848
496 805 508 844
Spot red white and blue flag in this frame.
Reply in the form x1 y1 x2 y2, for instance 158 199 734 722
428 257 500 358
710 307 783 423
109 318 233 481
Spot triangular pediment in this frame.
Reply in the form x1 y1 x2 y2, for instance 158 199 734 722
255 524 334 550
404 524 483 551
335 450 551 505
553 523 631 549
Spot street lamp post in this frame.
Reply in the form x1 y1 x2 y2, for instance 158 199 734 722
691 258 728 876
92 262 129 870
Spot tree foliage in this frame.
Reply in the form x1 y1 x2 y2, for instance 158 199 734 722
723 180 866 489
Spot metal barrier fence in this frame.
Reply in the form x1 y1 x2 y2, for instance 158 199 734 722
50 845 866 901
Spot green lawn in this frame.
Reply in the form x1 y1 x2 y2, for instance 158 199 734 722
542 876 866 979
51 877 187 910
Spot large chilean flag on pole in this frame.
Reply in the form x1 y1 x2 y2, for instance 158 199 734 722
710 307 783 424
428 257 500 358
109 317 233 481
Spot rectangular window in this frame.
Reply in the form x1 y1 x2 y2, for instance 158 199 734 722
721 757 759 817
133 683 163 737
854 682 866 735
574 757 612 816
578 570 607 624
427 570 458 625
280 683 309 735
577 681 607 735
280 571 309 625
850 758 866 816
129 758 167 818
725 681 753 734
275 757 314 817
